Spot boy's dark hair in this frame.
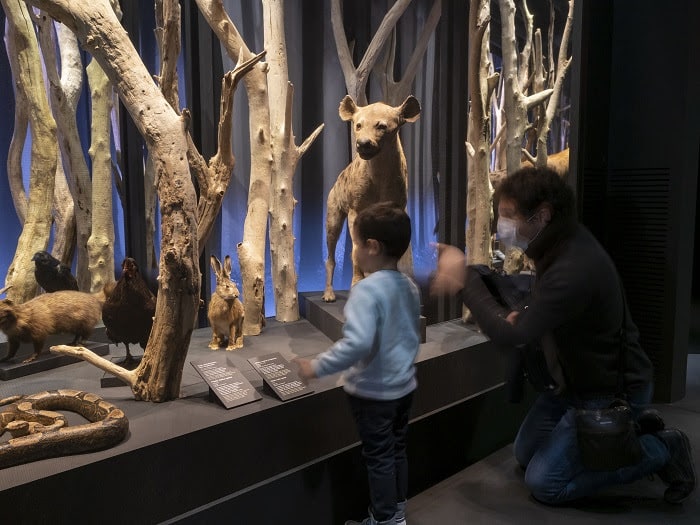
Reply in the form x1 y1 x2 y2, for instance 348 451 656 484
494 166 576 221
354 202 411 259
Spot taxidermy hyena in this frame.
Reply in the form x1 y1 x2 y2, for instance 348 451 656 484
0 287 102 363
323 95 421 302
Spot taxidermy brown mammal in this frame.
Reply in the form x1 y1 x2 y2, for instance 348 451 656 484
0 286 102 363
208 255 245 350
323 95 421 302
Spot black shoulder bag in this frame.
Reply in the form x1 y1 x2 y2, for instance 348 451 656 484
574 281 643 471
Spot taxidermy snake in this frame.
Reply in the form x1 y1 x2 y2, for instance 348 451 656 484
0 389 129 469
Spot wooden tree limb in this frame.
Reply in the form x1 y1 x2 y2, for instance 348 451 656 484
332 0 412 103
524 89 553 110
51 345 137 386
356 0 412 85
195 0 251 59
298 123 325 158
330 0 359 93
383 0 442 105
547 0 556 88
521 148 536 165
216 50 266 156
516 0 534 93
196 50 266 254
155 0 181 111
372 27 396 100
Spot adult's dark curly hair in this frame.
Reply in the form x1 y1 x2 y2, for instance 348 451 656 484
354 202 412 259
494 166 576 221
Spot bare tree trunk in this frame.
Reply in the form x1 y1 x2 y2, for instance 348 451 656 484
86 58 116 293
5 20 30 224
29 0 200 402
148 0 182 273
466 0 496 267
534 0 574 168
194 0 271 336
185 55 264 259
263 0 323 322
36 16 92 290
498 0 552 174
2 0 57 303
50 157 76 265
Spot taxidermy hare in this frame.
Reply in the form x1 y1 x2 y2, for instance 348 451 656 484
207 255 245 350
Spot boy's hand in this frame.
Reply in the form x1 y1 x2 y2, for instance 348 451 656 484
294 358 317 383
430 243 467 296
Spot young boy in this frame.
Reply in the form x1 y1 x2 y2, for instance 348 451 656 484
296 202 421 525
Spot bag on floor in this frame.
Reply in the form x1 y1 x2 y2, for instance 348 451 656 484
575 398 642 471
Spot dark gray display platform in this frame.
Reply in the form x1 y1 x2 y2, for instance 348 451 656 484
0 295 532 524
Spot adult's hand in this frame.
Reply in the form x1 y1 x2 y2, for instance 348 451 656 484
430 243 467 297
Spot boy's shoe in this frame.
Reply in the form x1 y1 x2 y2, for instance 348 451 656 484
345 519 394 525
395 500 407 524
345 509 396 525
656 428 697 504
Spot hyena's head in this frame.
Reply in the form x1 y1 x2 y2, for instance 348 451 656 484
339 95 421 160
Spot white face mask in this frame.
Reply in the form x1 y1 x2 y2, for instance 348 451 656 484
497 217 531 251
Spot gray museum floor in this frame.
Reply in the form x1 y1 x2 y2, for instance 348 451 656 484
404 353 700 525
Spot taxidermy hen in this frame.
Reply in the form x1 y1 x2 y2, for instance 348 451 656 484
32 251 79 292
102 258 156 367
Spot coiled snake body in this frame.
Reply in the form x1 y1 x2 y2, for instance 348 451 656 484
0 389 129 469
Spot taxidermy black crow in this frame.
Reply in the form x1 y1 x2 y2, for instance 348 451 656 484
32 251 79 292
102 258 157 367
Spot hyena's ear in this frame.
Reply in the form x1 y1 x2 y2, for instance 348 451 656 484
399 95 421 123
339 95 359 122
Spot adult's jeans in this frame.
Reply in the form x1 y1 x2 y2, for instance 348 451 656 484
347 392 414 522
513 384 670 504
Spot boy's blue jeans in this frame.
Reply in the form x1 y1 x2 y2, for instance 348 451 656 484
513 384 670 504
347 392 414 522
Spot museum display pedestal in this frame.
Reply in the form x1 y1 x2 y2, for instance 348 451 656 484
0 336 109 381
0 294 533 524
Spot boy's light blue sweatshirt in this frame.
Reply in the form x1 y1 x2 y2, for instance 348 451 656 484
311 270 421 400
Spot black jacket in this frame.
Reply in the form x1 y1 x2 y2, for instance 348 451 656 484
462 217 653 398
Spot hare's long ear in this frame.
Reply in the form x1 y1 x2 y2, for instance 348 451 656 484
223 255 232 277
210 256 222 277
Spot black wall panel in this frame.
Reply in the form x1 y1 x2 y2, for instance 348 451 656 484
577 0 700 401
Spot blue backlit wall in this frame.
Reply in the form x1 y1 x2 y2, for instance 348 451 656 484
0 1 441 319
